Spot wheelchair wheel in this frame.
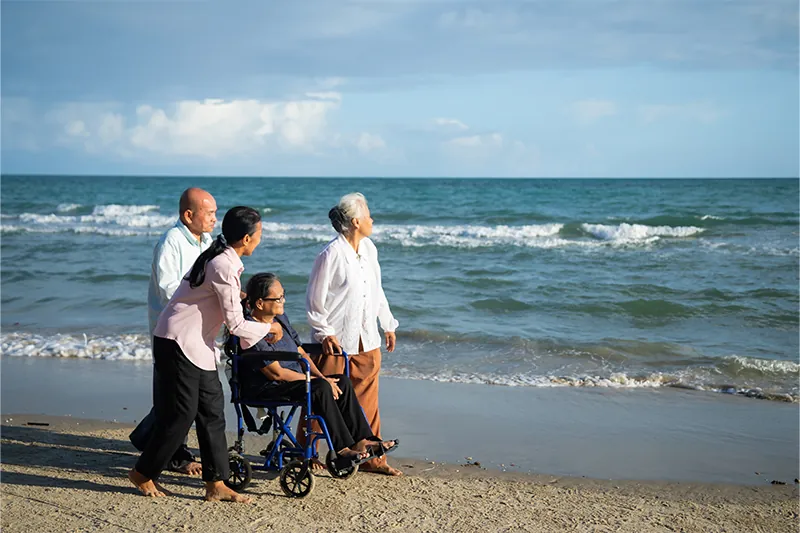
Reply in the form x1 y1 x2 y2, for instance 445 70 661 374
325 450 358 479
279 460 315 498
224 452 252 491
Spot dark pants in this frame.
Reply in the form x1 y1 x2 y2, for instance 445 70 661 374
129 408 195 471
257 375 372 452
135 337 229 483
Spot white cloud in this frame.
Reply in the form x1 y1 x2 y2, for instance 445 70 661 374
65 120 89 138
446 133 503 148
570 99 617 124
51 94 341 158
355 132 386 153
638 102 726 124
434 117 469 130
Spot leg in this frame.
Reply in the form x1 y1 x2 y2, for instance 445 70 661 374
129 407 156 452
130 373 200 476
131 338 201 495
350 347 401 476
195 368 250 503
328 374 373 443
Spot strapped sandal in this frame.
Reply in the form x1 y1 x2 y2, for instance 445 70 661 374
365 436 400 458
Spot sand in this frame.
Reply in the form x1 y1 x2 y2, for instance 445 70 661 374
1 415 797 533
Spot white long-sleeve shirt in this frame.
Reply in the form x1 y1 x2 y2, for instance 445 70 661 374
306 234 398 354
147 220 212 334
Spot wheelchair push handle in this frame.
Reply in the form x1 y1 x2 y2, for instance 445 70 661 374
301 343 350 378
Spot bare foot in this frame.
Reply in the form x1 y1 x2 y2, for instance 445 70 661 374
311 458 325 471
336 447 369 462
204 481 252 503
174 461 202 476
128 469 172 497
360 463 403 476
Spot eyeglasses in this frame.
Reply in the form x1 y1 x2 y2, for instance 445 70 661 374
261 294 286 303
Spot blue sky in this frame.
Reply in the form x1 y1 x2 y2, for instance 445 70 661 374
1 1 798 178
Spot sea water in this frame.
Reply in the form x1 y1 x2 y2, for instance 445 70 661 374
1 176 797 402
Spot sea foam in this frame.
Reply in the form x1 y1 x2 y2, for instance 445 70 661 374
581 223 704 243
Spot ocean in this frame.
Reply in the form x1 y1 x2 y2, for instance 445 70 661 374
1 176 798 403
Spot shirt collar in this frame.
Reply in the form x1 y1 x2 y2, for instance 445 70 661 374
222 245 244 275
337 233 362 263
175 220 212 248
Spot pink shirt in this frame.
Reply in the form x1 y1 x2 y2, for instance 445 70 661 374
153 246 270 371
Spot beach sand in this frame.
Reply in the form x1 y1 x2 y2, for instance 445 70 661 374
2 415 798 533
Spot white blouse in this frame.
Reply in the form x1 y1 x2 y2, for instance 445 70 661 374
306 234 399 354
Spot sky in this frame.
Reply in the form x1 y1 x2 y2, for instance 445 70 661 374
1 1 798 178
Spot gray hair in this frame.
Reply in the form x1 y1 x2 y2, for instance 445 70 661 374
329 192 368 234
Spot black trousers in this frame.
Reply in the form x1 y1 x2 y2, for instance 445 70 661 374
256 374 372 453
129 410 195 471
135 337 229 483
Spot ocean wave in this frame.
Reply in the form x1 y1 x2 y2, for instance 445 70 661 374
383 368 797 402
720 355 800 376
1 332 153 361
2 204 175 236
581 223 703 242
3 331 796 403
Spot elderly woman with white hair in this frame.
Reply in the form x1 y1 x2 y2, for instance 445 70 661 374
305 192 402 476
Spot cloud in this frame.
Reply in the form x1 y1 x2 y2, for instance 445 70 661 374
570 99 617 124
638 102 726 124
47 94 342 158
434 117 469 130
355 132 386 153
446 133 503 149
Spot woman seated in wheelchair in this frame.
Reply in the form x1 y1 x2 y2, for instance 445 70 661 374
239 272 397 468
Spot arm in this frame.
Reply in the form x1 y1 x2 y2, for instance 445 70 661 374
259 361 305 382
305 250 338 343
209 262 270 349
372 246 399 350
372 249 400 332
154 239 183 303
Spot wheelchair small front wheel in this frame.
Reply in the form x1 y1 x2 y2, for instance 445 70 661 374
224 452 252 491
325 450 358 479
279 460 315 498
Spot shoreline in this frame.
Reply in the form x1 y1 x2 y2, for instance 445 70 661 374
2 415 798 533
2 355 798 486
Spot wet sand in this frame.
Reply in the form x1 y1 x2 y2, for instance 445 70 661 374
1 416 798 533
2 356 798 484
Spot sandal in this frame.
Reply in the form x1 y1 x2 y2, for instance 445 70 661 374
365 436 400 458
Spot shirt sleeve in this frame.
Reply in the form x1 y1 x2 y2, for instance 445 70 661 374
305 250 338 343
154 238 183 303
208 261 270 349
372 244 399 333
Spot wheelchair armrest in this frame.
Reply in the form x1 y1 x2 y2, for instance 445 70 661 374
301 343 348 357
238 349 303 362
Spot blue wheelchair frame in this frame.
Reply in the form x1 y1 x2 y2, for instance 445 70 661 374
225 337 350 474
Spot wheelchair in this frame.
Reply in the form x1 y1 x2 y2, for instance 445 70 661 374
223 336 362 498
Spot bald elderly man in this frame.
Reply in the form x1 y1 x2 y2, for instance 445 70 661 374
130 188 218 475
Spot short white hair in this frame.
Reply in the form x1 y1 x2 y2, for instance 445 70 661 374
333 192 368 234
